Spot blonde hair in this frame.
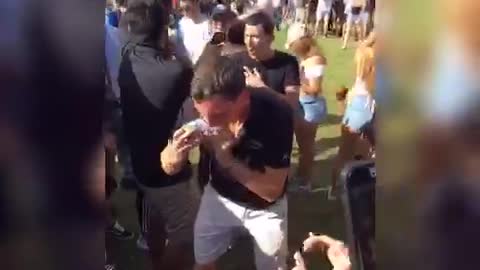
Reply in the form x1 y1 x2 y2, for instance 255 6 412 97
290 36 325 60
355 46 376 95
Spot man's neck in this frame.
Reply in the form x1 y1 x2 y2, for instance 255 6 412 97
254 49 275 62
227 103 251 136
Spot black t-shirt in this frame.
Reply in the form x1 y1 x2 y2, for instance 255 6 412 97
231 51 301 95
118 44 193 188
207 90 294 209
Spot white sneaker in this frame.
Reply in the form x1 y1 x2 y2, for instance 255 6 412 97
136 234 149 251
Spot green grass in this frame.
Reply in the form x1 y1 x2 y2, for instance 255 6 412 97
109 30 356 270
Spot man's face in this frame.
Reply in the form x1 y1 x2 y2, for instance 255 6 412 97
193 95 243 128
211 20 224 33
244 24 272 60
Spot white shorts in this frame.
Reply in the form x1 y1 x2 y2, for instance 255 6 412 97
346 11 369 24
316 9 331 21
194 184 288 269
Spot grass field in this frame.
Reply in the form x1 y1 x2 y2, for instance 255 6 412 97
109 30 357 270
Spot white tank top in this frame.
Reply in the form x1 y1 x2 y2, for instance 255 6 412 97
303 64 325 79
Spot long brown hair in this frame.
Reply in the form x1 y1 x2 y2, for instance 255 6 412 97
289 36 325 61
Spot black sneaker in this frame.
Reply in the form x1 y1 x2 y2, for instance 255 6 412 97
105 264 115 270
106 221 135 240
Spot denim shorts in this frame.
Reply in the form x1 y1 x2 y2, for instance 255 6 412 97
299 95 328 124
342 95 374 132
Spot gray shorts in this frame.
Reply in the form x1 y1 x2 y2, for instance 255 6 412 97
140 180 199 245
194 184 288 269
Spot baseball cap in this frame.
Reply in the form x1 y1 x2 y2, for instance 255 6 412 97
285 23 308 49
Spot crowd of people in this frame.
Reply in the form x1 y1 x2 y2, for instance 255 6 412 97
104 0 376 269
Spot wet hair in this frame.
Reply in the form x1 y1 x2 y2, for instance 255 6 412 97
227 19 245 45
244 11 274 36
191 56 246 101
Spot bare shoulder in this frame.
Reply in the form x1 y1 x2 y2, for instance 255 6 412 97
304 55 327 67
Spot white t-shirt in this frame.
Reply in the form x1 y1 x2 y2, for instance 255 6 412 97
177 15 211 65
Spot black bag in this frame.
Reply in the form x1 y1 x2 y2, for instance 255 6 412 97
340 160 376 270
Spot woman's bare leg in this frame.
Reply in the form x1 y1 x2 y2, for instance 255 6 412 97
331 126 359 192
342 19 352 49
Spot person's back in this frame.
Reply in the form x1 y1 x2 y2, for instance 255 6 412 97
117 2 197 270
119 46 192 186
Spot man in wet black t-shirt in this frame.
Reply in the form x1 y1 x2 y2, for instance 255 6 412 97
161 56 294 269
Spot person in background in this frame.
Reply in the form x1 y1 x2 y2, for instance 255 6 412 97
331 46 375 200
212 9 246 56
162 55 294 270
363 0 375 38
210 8 237 33
105 1 150 250
314 0 333 37
293 0 306 24
342 0 366 49
222 19 247 55
118 2 196 269
232 12 301 113
285 23 328 192
106 0 127 28
272 0 283 30
239 0 275 24
195 9 240 66
176 0 212 66
212 0 227 15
